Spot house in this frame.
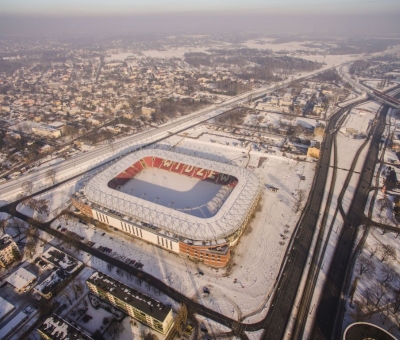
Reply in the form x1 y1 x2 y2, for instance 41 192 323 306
0 234 20 268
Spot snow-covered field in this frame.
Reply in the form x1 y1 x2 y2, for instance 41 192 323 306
120 168 225 217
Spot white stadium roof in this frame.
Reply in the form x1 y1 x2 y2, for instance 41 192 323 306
84 148 261 241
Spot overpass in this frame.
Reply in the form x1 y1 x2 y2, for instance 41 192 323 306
338 64 400 109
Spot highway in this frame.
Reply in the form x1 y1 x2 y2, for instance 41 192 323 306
0 64 368 338
338 64 400 109
0 87 268 205
310 103 389 340
0 63 348 206
258 98 368 339
290 105 351 339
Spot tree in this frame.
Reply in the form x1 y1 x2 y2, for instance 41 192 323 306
106 320 124 340
72 280 84 299
378 194 391 215
21 180 34 196
140 330 158 340
392 288 400 313
92 331 105 340
357 256 375 275
373 282 387 307
24 225 39 258
10 218 25 237
0 219 6 233
46 168 57 185
294 189 306 213
174 303 188 336
381 264 398 286
379 244 396 262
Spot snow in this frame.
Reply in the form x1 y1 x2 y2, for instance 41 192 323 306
84 148 261 242
0 312 28 339
121 168 226 218
343 228 400 339
0 296 14 321
286 98 383 338
49 137 314 324
5 267 36 291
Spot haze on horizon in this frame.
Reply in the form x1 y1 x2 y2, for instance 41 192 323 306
0 0 399 37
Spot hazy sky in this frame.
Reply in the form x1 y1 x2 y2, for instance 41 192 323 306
0 0 399 37
1 0 400 15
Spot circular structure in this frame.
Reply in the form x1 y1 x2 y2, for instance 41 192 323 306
343 322 397 340
72 148 261 267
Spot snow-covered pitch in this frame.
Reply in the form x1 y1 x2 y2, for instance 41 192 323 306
84 148 261 242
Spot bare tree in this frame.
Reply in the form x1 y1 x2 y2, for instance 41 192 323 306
379 244 396 263
381 264 398 286
294 189 306 213
72 280 84 300
9 218 25 237
107 320 124 340
392 288 400 314
174 303 188 336
140 330 159 340
350 301 366 322
63 291 73 305
378 194 391 215
46 168 57 185
0 219 6 233
24 225 39 258
21 180 34 196
357 256 375 275
373 282 387 307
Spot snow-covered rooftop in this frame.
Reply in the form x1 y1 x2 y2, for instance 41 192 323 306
5 267 37 291
0 296 14 321
84 148 261 241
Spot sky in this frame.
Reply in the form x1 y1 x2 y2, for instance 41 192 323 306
0 0 399 36
1 0 400 15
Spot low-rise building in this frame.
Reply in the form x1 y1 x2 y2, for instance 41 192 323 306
0 296 15 322
0 234 20 267
32 124 61 138
38 314 93 340
86 271 174 335
141 106 155 115
33 247 83 299
5 267 37 292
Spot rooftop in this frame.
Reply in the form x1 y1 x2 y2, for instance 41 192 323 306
88 271 171 322
0 234 15 251
5 267 37 290
41 246 82 274
38 314 93 340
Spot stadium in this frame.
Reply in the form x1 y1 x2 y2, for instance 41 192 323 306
72 148 261 267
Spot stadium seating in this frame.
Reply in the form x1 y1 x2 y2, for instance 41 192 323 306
152 157 163 168
143 156 153 168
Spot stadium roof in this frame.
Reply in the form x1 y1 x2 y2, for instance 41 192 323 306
84 148 261 241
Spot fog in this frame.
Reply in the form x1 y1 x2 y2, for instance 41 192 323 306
0 11 399 38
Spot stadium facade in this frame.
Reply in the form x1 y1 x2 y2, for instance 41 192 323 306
72 148 261 267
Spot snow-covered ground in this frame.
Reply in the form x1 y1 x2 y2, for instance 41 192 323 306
286 99 382 339
42 134 314 325
341 108 400 338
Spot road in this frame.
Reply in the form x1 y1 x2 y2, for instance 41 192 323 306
0 86 274 205
258 99 369 340
0 64 348 206
310 103 389 340
338 64 400 109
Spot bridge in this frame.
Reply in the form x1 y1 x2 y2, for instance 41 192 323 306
371 89 400 108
